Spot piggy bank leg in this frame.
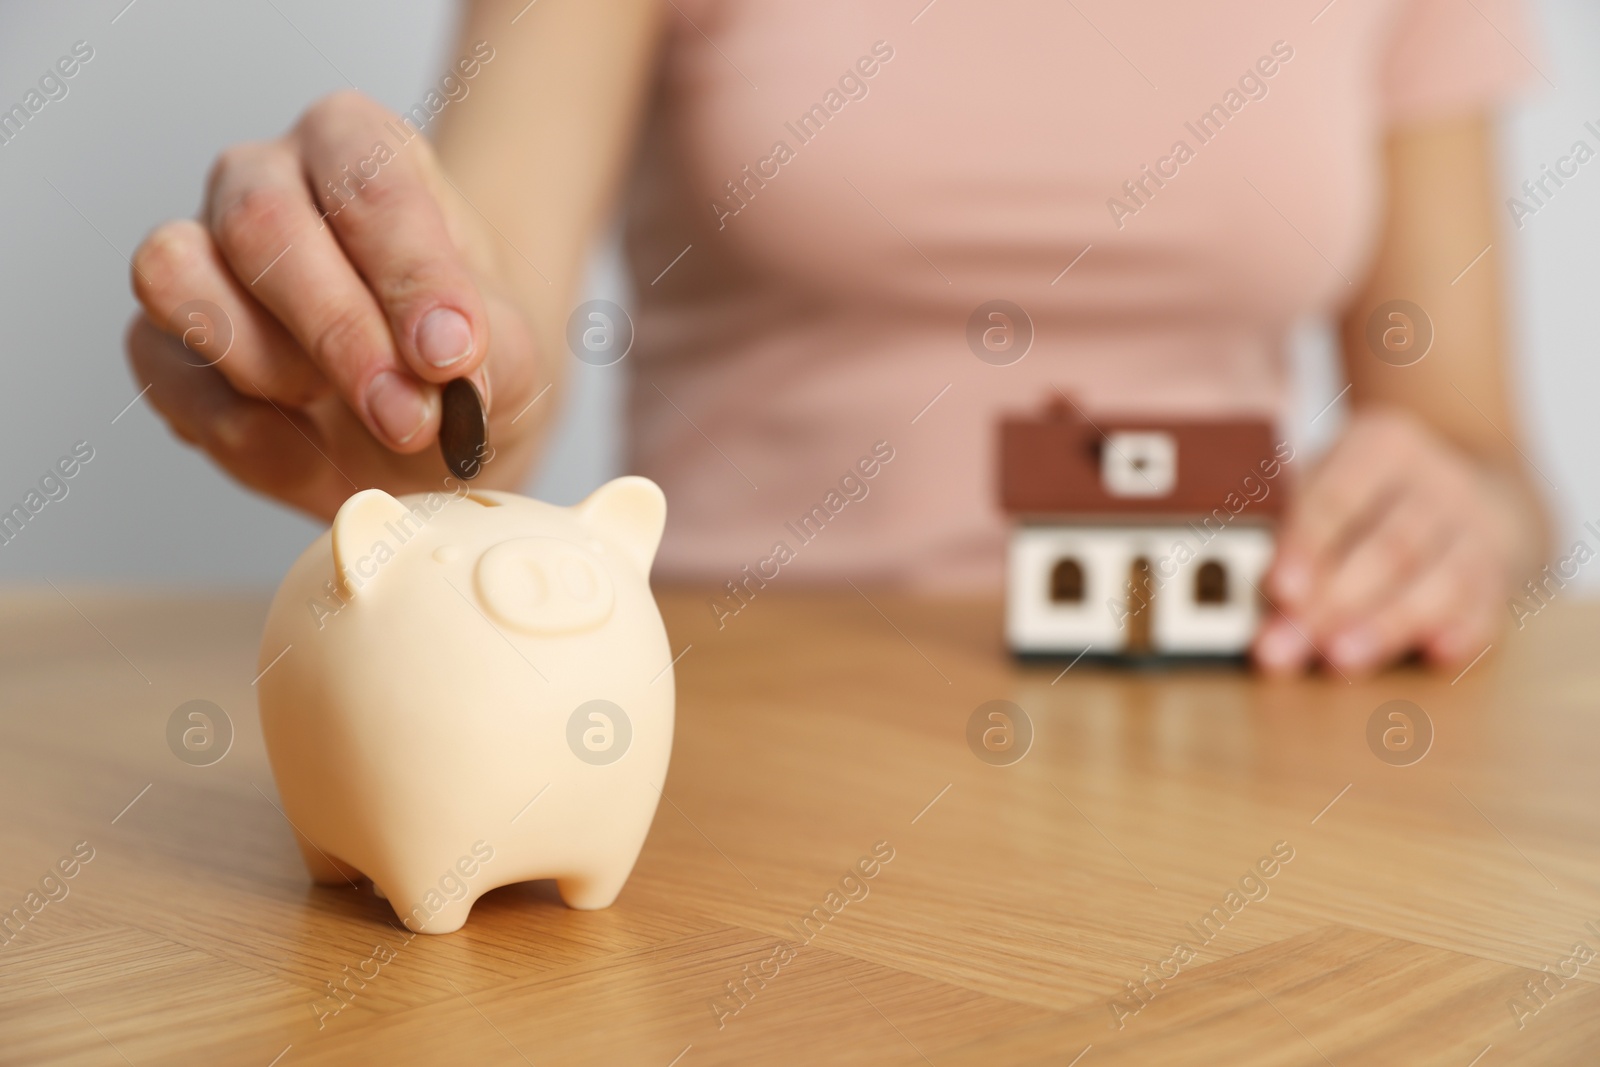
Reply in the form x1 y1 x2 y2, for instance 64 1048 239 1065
295 835 364 887
556 862 634 911
367 858 482 935
378 890 478 935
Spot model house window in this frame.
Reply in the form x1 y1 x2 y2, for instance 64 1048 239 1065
1195 560 1228 604
1050 558 1085 603
1101 431 1177 497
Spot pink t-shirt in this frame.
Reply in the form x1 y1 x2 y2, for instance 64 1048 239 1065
622 0 1533 591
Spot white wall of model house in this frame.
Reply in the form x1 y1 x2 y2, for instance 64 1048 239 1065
1007 523 1275 656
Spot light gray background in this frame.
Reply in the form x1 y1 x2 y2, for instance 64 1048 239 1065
0 0 1594 588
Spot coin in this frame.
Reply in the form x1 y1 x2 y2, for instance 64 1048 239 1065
439 378 488 481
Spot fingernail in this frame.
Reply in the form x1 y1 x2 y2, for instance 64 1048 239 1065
1257 622 1306 671
416 308 473 369
210 409 250 452
1429 632 1468 664
1331 629 1378 669
472 365 491 413
366 371 430 445
1274 557 1312 606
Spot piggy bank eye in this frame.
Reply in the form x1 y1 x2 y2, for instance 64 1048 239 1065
475 537 614 634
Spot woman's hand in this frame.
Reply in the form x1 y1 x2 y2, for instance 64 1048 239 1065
1253 408 1539 676
125 89 547 520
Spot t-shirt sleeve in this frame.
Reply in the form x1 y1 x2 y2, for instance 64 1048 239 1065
1381 0 1542 126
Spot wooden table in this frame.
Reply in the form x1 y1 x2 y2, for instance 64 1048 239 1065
3 587 1598 1065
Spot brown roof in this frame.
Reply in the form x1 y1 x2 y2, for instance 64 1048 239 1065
998 396 1286 519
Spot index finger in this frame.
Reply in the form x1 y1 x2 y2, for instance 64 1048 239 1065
296 92 490 385
204 139 438 452
1271 422 1407 605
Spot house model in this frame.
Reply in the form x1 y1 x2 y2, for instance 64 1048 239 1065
999 397 1286 659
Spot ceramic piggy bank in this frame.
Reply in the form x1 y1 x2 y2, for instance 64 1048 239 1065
257 477 673 934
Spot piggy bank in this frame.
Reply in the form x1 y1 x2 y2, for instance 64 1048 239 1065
257 477 673 934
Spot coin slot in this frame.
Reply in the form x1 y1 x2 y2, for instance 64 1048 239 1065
466 493 503 507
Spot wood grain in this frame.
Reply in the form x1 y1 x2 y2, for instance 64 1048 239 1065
1 587 1597 1064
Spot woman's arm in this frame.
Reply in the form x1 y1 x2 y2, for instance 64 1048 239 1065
433 0 666 445
125 0 663 518
1256 114 1551 675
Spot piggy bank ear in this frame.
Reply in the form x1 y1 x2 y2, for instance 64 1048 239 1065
332 489 412 595
575 476 666 574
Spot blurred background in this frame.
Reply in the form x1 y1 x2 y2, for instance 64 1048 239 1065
0 0 1596 588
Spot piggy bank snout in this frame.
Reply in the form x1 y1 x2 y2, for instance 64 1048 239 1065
474 537 615 634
